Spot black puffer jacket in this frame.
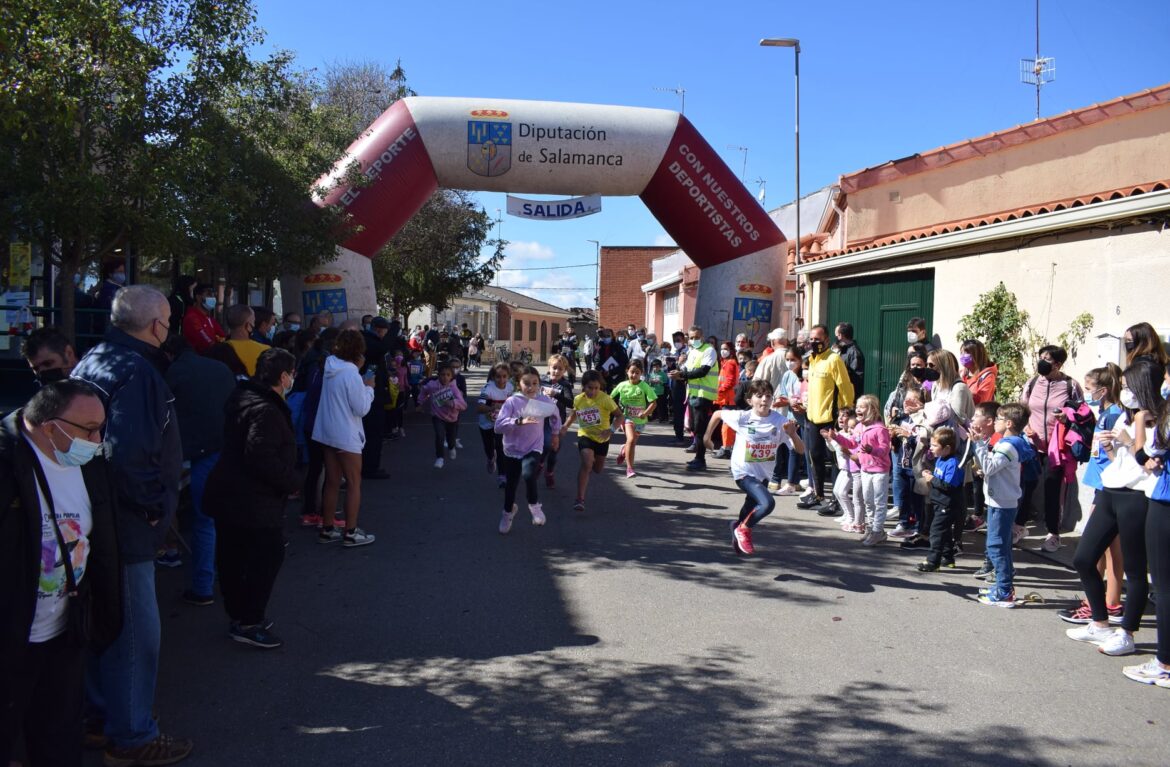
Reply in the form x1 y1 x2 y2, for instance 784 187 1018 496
204 381 303 528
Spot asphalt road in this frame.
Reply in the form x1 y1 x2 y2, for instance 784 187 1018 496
115 367 1169 767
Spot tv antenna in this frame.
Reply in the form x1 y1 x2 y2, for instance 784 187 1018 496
1020 0 1055 120
726 145 749 183
653 85 686 114
755 177 767 205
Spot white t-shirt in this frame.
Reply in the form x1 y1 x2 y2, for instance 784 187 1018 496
25 436 93 643
725 410 793 481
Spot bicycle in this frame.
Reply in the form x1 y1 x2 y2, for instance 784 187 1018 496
495 343 511 362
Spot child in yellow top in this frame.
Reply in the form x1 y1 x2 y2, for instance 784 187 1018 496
560 370 624 512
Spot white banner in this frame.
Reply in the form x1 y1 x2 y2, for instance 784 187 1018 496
506 194 602 221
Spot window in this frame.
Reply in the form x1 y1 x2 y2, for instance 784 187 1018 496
662 291 679 315
529 321 537 340
551 323 560 338
514 319 523 340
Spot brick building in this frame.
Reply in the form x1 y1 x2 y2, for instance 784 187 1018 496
597 246 676 330
487 286 572 362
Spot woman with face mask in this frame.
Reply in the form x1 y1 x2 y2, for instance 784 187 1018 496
713 341 741 459
1123 322 1170 369
960 339 998 405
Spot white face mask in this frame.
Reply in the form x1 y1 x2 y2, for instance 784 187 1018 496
51 422 101 467
720 349 731 358
689 339 701 349
1120 388 1140 410
906 331 918 344
787 360 799 371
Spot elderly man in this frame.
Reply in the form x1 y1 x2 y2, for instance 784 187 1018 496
753 329 791 390
0 381 121 767
71 285 192 765
21 326 79 386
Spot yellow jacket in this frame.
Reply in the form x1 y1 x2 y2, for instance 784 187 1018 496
805 349 855 424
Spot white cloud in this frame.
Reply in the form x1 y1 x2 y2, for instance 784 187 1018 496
504 240 556 263
653 233 676 247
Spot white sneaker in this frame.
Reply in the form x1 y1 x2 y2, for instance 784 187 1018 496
890 524 913 538
434 457 445 469
342 528 375 547
1041 533 1061 552
529 502 546 526
448 448 457 460
498 506 517 534
456 439 464 449
767 481 780 492
1066 622 1117 646
1122 659 1170 687
1098 630 1136 656
863 530 888 546
1012 525 1028 545
777 485 801 496
799 479 809 489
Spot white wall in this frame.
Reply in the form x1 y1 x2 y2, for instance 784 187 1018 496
280 246 377 325
693 243 785 350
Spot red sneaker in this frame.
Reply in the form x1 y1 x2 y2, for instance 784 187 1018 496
300 513 322 528
733 524 755 555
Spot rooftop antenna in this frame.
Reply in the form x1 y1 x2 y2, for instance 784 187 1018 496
755 177 767 205
1020 0 1055 120
653 85 686 114
727 145 749 183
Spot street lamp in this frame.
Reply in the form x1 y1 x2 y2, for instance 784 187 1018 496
586 239 600 323
760 37 802 327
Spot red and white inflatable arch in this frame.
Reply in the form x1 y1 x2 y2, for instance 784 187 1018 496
283 97 784 322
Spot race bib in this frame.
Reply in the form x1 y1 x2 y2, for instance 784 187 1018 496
745 440 778 462
578 407 602 426
542 386 557 398
435 389 454 407
626 405 646 419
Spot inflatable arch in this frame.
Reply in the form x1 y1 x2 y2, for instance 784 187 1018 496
282 97 786 331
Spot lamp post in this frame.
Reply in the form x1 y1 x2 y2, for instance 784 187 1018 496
587 239 600 324
760 37 802 327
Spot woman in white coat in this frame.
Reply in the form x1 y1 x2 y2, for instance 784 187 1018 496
311 329 376 547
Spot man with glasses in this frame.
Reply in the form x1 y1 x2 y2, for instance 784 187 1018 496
71 285 193 765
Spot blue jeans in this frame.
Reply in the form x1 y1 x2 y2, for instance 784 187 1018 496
735 476 776 527
189 452 219 595
892 465 923 527
86 561 161 748
986 506 1017 599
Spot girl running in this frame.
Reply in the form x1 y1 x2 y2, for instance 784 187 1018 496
704 379 803 555
418 363 468 469
494 366 562 534
561 370 623 512
610 361 658 478
540 354 575 488
477 363 513 487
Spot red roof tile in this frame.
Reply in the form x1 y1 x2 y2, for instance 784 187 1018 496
840 83 1170 194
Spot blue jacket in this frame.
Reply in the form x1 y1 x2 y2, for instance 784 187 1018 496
165 348 236 462
72 327 183 563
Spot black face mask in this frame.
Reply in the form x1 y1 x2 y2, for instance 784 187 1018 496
1037 359 1053 376
34 367 68 386
809 340 824 354
1123 340 1135 353
910 367 939 382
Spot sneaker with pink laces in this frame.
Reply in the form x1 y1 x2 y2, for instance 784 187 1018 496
733 524 755 555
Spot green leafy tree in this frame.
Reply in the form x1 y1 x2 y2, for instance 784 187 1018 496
957 282 1032 400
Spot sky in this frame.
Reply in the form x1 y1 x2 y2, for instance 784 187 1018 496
254 0 1170 310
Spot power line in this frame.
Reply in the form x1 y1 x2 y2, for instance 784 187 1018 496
490 285 593 291
497 262 596 271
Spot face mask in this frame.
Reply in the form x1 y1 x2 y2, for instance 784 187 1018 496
289 323 300 332
689 339 701 349
720 349 731 359
266 326 276 340
282 375 294 398
599 337 611 345
906 331 918 344
736 344 748 351
202 296 216 310
636 333 644 340
51 422 101 467
1120 388 1140 410
1124 340 1135 353
959 354 974 368
809 340 824 354
1162 381 1170 400
35 368 68 386
363 324 371 332
111 272 126 285
1037 359 1053 376
910 367 939 382
787 360 799 372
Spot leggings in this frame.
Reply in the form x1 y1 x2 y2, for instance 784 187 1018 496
432 417 458 458
734 476 776 528
1072 487 1149 632
502 451 542 511
1147 499 1170 664
542 423 560 473
480 426 504 462
301 439 325 517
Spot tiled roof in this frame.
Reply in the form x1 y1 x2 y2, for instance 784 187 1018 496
806 179 1170 262
480 285 571 315
839 83 1170 194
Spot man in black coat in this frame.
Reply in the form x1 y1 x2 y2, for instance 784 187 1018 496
591 327 629 393
0 381 122 766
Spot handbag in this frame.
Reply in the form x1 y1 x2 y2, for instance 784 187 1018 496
30 455 93 648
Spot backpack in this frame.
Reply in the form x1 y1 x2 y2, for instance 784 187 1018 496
1002 434 1042 484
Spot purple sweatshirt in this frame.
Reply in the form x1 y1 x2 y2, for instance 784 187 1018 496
494 394 563 458
832 421 893 474
418 379 467 422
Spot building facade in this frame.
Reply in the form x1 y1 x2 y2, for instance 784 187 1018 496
597 245 676 330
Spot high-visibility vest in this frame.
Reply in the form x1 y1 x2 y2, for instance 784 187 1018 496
684 343 718 401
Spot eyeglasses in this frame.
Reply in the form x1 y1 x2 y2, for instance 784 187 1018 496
54 417 104 441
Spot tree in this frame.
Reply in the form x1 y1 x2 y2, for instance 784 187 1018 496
957 282 1031 400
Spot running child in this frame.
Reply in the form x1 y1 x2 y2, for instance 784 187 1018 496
917 426 965 571
972 402 1033 607
647 358 670 423
418 363 467 469
610 361 658 478
704 379 804 555
561 370 623 511
385 355 406 440
407 349 426 406
540 354 575 487
494 366 562 534
477 363 513 486
827 395 893 545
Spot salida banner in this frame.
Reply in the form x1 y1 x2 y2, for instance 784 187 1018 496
506 194 601 221
313 97 784 269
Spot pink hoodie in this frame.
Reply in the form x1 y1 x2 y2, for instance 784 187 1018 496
832 421 892 474
418 379 467 422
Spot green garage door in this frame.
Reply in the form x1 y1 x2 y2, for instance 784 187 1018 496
826 269 934 400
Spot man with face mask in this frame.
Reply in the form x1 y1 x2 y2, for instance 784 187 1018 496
592 327 629 392
0 380 122 767
1020 344 1085 551
835 322 865 396
22 327 79 386
796 324 856 511
182 283 225 354
668 331 689 442
906 317 936 353
70 285 192 765
669 325 719 471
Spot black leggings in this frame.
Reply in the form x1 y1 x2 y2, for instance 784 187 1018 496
502 451 541 510
301 439 324 516
803 419 835 498
1147 499 1170 663
1072 487 1149 632
432 417 458 458
480 427 503 463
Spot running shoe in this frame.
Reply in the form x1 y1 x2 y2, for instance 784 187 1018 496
499 506 517 534
626 467 637 478
890 524 914 538
1011 525 1028 545
900 535 930 550
230 623 284 649
1041 533 1061 552
448 448 457 460
343 528 375 547
573 498 586 512
974 569 997 582
545 471 556 488
300 513 322 528
1058 599 1124 625
965 515 986 532
317 527 342 544
684 443 697 454
685 459 706 472
777 485 802 496
434 457 445 469
529 502 546 526
1122 660 1170 687
767 481 780 493
155 550 182 568
973 561 995 579
182 590 214 607
732 522 755 555
942 557 957 569
615 448 626 464
102 733 193 767
456 439 464 449
977 590 1017 608
1065 622 1117 646
1098 631 1136 656
796 494 821 509
916 560 940 572
863 530 888 546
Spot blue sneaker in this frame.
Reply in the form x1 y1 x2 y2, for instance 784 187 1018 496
155 550 182 568
977 590 1017 608
230 622 284 649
